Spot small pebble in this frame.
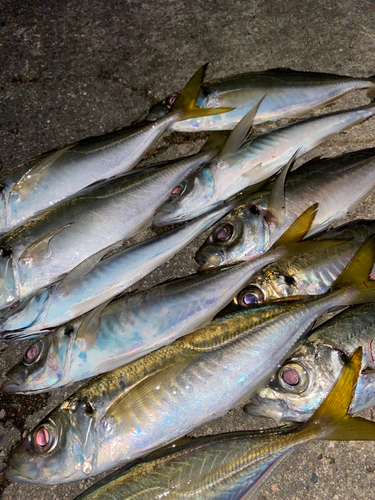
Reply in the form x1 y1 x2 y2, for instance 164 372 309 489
0 410 5 420
310 472 318 484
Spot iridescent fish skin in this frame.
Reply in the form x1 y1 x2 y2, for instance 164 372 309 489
245 303 375 423
73 348 368 500
223 219 375 308
2 239 310 391
147 67 375 132
153 105 375 227
0 65 230 234
0 140 221 311
7 270 372 484
195 148 375 270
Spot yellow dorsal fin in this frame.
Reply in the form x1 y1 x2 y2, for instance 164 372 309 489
172 65 233 120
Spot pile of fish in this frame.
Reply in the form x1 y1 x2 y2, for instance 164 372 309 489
2 65 375 499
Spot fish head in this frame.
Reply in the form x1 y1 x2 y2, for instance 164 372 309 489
195 202 269 270
6 393 98 484
1 319 80 394
244 343 343 422
153 164 216 226
146 93 180 121
235 266 301 307
0 288 52 340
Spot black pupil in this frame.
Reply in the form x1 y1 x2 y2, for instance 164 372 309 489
249 205 260 216
215 225 233 242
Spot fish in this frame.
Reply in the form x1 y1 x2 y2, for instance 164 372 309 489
73 348 375 500
153 104 375 228
0 202 237 341
218 219 375 309
0 65 231 234
244 303 375 423
146 67 375 132
0 131 227 310
2 205 346 391
195 147 375 270
6 230 375 484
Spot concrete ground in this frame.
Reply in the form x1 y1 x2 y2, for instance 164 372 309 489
1 1 375 498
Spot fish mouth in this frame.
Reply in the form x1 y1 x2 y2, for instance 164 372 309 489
153 207 186 227
1 374 21 393
195 249 224 271
5 458 37 484
243 394 287 421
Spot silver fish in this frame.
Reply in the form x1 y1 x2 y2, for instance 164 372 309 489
245 303 375 423
220 219 375 308
6 234 375 484
147 67 375 132
2 206 334 390
153 104 375 227
0 65 230 234
0 203 236 341
0 133 224 310
73 349 375 500
195 147 375 270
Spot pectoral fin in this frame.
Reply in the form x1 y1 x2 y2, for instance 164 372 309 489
58 241 123 291
19 223 72 264
102 356 198 428
75 299 112 350
11 145 73 200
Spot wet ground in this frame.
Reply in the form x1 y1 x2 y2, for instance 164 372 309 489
1 1 375 498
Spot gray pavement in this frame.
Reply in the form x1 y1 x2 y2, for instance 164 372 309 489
1 1 375 498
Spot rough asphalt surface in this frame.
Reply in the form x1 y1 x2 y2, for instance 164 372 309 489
1 1 375 499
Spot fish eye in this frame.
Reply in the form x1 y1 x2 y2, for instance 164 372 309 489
167 93 178 107
170 181 186 197
32 421 57 454
213 223 234 244
0 246 12 258
237 286 264 307
23 340 43 365
277 362 309 394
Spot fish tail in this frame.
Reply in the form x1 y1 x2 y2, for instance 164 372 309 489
172 65 233 120
271 203 349 256
330 234 375 303
300 347 375 441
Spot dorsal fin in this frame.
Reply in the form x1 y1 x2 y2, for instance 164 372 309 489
265 149 299 227
219 96 267 161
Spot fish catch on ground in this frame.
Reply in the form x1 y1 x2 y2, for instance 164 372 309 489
195 147 375 270
5 229 375 484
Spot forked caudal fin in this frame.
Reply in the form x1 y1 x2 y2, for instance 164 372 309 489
270 204 348 257
301 347 375 442
330 234 375 304
171 64 234 120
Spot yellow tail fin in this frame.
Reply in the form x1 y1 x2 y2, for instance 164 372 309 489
302 347 375 441
271 204 348 256
331 234 375 303
172 65 233 120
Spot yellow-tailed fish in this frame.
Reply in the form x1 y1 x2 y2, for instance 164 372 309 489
0 64 231 234
74 348 375 500
6 226 375 484
147 66 375 131
245 303 375 422
195 147 375 270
